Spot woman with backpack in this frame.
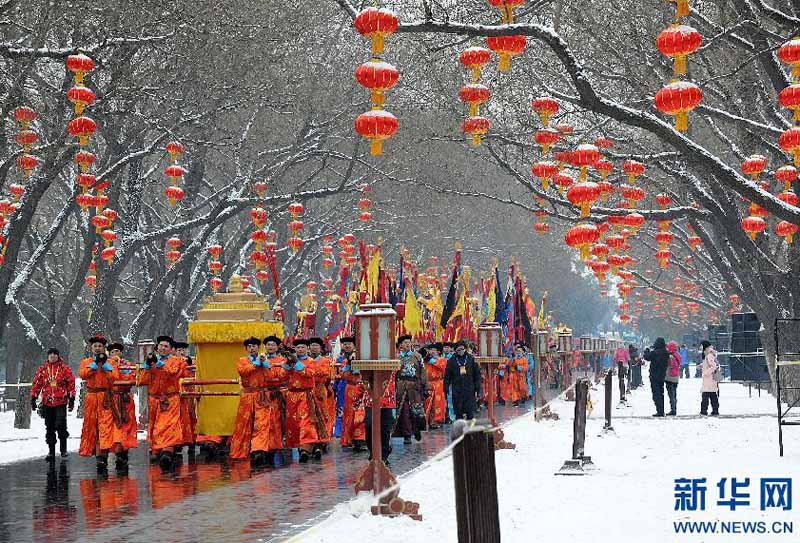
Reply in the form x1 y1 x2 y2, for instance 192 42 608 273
700 340 720 416
665 341 681 416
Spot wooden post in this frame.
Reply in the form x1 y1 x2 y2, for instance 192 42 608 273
603 370 613 432
452 419 500 543
572 379 588 459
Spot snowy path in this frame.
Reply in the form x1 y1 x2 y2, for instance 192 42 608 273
301 373 800 543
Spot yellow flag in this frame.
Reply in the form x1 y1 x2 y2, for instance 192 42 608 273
487 279 496 323
404 285 424 337
367 249 380 299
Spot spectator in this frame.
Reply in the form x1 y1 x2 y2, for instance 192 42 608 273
700 340 720 416
628 344 642 389
679 344 690 378
643 338 669 417
665 341 681 416
614 344 630 402
30 349 76 461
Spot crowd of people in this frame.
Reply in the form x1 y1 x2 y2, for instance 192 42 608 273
29 333 541 471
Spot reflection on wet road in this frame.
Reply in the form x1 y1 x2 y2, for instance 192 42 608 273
0 402 538 543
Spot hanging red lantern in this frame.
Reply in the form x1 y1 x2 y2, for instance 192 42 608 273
100 229 116 246
76 173 96 193
776 221 799 244
656 25 702 76
533 222 550 236
251 230 268 248
100 246 116 265
210 277 224 292
531 97 559 127
15 130 38 151
250 207 268 228
354 7 399 55
779 37 800 81
531 161 559 190
355 109 398 156
13 106 36 128
779 84 800 122
253 181 268 198
93 193 108 213
343 233 356 244
67 86 95 115
741 215 766 240
8 184 24 201
654 80 702 132
166 141 185 162
287 236 305 253
288 219 304 233
565 223 600 260
779 190 799 207
357 198 372 211
16 154 38 177
91 214 111 233
655 231 674 247
358 211 373 222
288 202 304 217
655 193 672 208
459 84 491 116
622 160 645 184
102 208 117 223
74 150 95 173
461 116 490 146
66 54 95 84
165 165 187 184
250 250 267 269
623 212 645 235
570 143 600 182
75 193 94 212
240 277 251 290
553 172 573 195
66 116 97 146
655 249 672 268
567 182 601 217
460 46 492 82
590 243 609 260
594 159 613 180
166 237 181 251
256 270 269 283
748 202 769 218
780 127 800 166
488 0 524 23
620 185 646 207
208 260 223 273
164 185 185 206
533 129 559 156
775 165 798 191
486 35 526 72
741 155 767 180
207 244 223 258
321 245 334 256
589 259 610 280
356 59 399 108
85 275 97 290
322 257 334 269
687 235 702 251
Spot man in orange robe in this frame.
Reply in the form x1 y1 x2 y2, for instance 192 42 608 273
308 337 334 453
174 341 197 455
423 343 447 429
79 335 121 472
338 336 366 451
107 342 138 472
513 343 530 404
138 335 184 470
283 339 328 462
497 356 517 406
229 337 287 466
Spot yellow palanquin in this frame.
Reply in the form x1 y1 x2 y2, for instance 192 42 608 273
187 275 283 436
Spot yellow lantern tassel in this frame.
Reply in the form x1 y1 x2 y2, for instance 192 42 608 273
674 111 689 132
794 108 800 123
370 139 383 156
748 231 756 241
793 65 800 82
676 0 689 18
674 54 687 76
580 166 588 182
75 72 85 85
542 143 552 155
79 135 89 146
371 33 385 55
75 103 85 115
788 233 795 244
471 133 482 146
540 111 550 127
168 197 176 206
579 245 590 261
542 178 550 191
471 67 481 83
469 103 478 116
581 202 590 218
498 53 510 72
786 181 793 192
794 149 800 167
372 90 385 108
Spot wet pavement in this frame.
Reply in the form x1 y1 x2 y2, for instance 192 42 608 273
0 401 542 543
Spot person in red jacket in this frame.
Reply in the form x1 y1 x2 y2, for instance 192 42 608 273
30 348 76 461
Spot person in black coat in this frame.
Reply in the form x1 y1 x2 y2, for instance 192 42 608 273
443 342 482 420
643 337 670 417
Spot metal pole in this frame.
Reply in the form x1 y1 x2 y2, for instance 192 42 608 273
775 319 783 457
372 370 383 493
604 370 613 431
572 379 588 459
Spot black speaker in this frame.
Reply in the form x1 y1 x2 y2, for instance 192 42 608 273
731 332 761 354
731 312 760 333
713 334 731 352
729 354 769 382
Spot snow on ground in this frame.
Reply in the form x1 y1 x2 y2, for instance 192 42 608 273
0 407 85 463
299 372 800 543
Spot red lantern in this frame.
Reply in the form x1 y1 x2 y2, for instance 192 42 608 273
256 270 269 283
531 97 559 127
567 182 601 217
250 207 268 228
66 116 97 146
67 86 95 115
776 221 799 244
100 246 116 265
589 259 610 279
357 198 371 211
749 203 769 218
565 223 600 260
93 193 108 212
355 109 398 156
287 236 305 253
167 237 182 250
655 249 672 268
622 160 645 184
7 184 24 201
208 260 223 273
100 229 116 246
324 299 337 312
531 161 558 190
91 214 111 233
76 173 96 192
166 250 181 264
359 211 373 222
288 202 304 217
553 172 573 195
620 185 646 207
251 230 268 248
595 159 613 181
165 165 187 183
241 277 251 290
13 106 36 128
207 244 223 258
741 155 767 180
164 185 185 206
655 193 673 208
654 81 702 132
623 212 645 234
780 127 800 166
656 25 702 75
687 235 702 251
776 165 798 191
16 154 38 177
101 208 117 223
343 233 356 244
460 46 492 82
488 0 524 23
85 275 97 290
15 130 38 150
166 141 185 162
779 190 799 207
75 193 94 212
594 137 613 149
741 215 766 240
459 84 491 116
570 143 600 181
253 181 268 198
210 277 224 292
354 7 399 55
590 243 609 260
534 128 560 155
250 250 267 269
461 116 490 146
486 34 526 72
322 245 334 256
356 59 399 108
533 222 550 236
322 257 334 269
779 37 800 81
66 54 94 84
345 254 358 265
288 220 304 233
74 150 95 173
655 231 674 247
779 84 800 122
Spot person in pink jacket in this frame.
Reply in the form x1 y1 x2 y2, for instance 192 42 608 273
700 340 719 416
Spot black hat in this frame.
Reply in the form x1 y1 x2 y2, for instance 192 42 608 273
454 341 467 350
107 342 124 353
340 336 356 345
263 335 282 346
515 342 526 349
308 337 325 347
88 335 107 346
294 339 310 347
442 342 454 349
700 340 712 350
397 334 412 345
156 335 175 347
426 343 440 351
174 341 189 349
46 348 60 356
243 337 261 347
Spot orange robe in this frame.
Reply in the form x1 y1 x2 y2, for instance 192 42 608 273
111 357 138 450
339 366 366 446
497 358 518 404
424 356 447 425
79 356 121 456
284 357 328 448
229 355 288 459
138 355 184 452
310 355 334 442
514 356 529 401
179 357 196 445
